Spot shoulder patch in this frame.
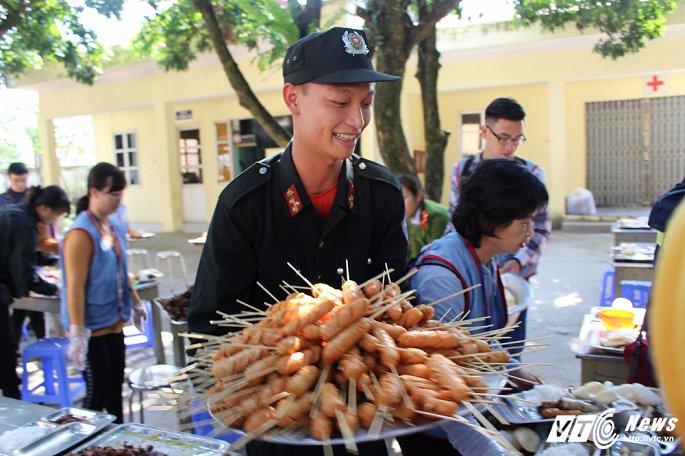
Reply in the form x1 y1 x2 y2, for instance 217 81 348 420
218 161 272 210
353 156 401 191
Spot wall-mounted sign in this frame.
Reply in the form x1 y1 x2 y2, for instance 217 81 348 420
644 74 666 95
176 109 193 120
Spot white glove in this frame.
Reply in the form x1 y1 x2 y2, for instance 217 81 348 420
132 303 148 332
67 325 91 372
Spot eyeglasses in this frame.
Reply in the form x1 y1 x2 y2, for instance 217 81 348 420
487 125 526 146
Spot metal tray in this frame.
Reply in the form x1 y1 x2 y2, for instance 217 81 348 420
0 420 101 456
489 394 607 425
0 407 115 456
40 407 115 429
68 423 230 455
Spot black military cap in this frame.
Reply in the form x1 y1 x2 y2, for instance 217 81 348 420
283 27 400 85
8 162 28 175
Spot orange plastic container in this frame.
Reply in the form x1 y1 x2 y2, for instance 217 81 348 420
599 308 635 330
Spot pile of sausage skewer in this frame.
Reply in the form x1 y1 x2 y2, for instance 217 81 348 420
169 268 525 452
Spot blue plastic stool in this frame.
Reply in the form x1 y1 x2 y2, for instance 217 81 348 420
191 399 242 443
125 301 155 351
599 267 615 307
21 337 86 406
620 280 652 308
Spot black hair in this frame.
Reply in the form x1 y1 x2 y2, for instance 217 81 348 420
8 162 28 175
452 159 548 248
28 185 71 215
399 175 422 197
485 98 526 124
76 162 127 214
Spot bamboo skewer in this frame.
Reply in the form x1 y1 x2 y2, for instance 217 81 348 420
257 281 280 305
236 299 266 314
425 284 482 308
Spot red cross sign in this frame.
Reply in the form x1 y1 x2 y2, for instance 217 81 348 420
645 74 665 94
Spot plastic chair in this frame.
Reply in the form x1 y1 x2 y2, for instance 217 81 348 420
127 364 179 423
620 280 652 309
599 267 615 307
21 337 86 406
124 300 155 351
155 251 188 294
127 248 150 273
191 401 242 443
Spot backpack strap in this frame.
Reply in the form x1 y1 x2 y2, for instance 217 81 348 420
460 155 477 182
416 254 472 312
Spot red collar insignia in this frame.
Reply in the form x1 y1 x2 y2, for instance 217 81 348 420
285 184 303 217
420 210 429 229
347 179 355 212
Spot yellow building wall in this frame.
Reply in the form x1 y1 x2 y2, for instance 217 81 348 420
91 106 163 225
27 9 685 229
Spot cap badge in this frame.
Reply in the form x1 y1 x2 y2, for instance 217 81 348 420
342 31 369 56
285 184 303 217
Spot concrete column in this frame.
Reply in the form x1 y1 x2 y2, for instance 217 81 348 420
548 79 567 219
38 117 60 185
154 102 182 232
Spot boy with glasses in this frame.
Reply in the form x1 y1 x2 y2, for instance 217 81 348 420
447 98 551 359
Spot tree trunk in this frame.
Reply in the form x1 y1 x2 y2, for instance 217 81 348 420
193 0 291 148
288 0 321 38
362 1 416 177
417 23 449 202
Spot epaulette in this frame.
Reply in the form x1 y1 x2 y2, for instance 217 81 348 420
219 160 273 210
351 155 401 191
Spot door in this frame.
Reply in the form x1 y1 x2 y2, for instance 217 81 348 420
178 128 205 222
586 96 685 207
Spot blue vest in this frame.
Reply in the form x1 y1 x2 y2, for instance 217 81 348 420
411 232 507 334
60 211 132 330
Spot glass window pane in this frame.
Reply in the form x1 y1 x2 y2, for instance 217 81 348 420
116 152 124 167
129 169 139 185
127 133 136 148
128 152 137 167
115 135 123 150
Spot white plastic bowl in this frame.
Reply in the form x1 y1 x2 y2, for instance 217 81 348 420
501 272 534 315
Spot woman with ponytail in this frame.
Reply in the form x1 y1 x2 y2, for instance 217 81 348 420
0 185 70 399
60 163 146 423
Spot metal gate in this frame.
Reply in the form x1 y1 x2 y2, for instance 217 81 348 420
586 96 685 207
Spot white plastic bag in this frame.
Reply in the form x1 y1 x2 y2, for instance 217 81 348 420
566 187 597 215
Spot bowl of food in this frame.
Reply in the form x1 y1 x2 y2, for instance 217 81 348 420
599 308 635 330
501 273 533 316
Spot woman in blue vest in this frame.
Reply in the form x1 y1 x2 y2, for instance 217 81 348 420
400 159 549 455
61 163 145 423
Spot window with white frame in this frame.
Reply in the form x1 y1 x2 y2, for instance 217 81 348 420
460 113 482 157
114 132 140 185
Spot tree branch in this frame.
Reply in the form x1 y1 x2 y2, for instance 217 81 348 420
0 0 35 38
192 0 291 147
410 0 460 47
356 6 371 23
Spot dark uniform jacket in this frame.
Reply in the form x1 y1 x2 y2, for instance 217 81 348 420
0 204 55 306
189 144 408 335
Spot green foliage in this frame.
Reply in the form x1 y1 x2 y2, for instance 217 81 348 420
0 0 125 86
134 0 299 73
0 90 38 168
513 0 679 58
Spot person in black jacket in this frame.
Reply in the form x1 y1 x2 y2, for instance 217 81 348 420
189 27 407 456
0 185 69 398
189 28 406 337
